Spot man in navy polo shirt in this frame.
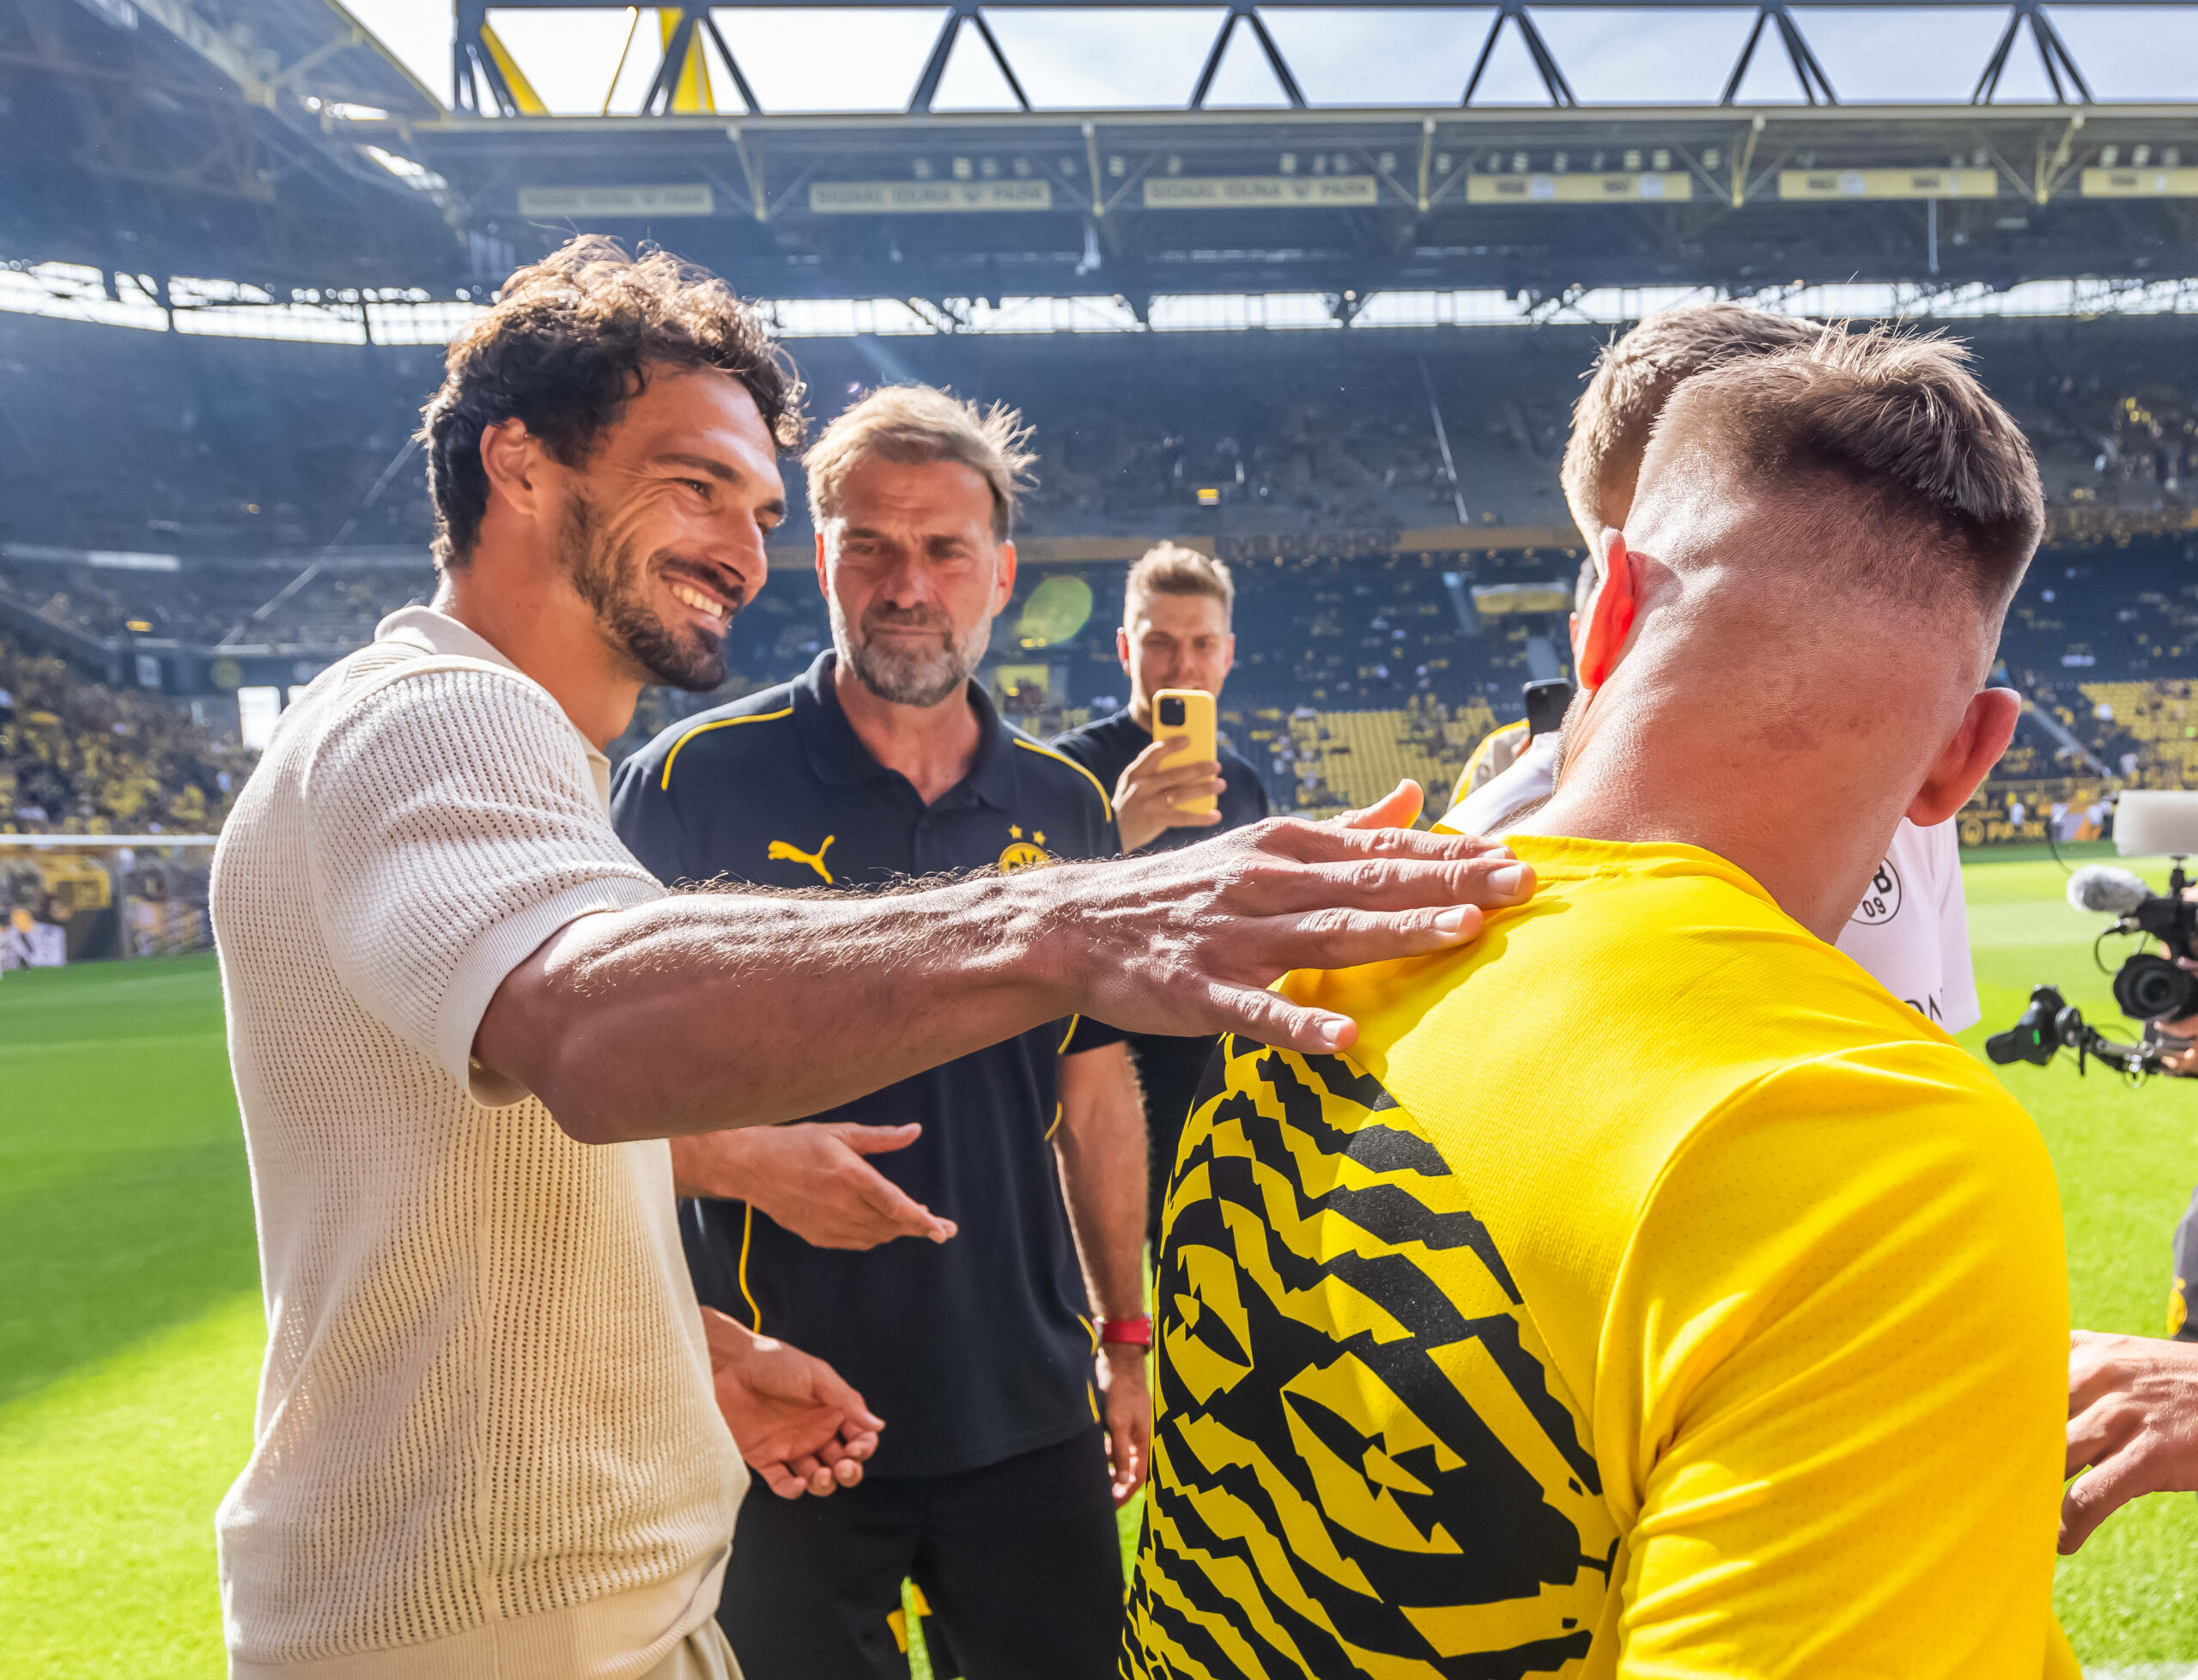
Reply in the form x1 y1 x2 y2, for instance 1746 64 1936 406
1052 544 1268 1254
612 386 1148 1680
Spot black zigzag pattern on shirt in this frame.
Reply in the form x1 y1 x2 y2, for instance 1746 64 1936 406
1124 1037 1619 1680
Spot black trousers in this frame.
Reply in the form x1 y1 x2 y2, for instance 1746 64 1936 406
718 1428 1123 1680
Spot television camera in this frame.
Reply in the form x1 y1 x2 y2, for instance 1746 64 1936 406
1986 791 2198 1082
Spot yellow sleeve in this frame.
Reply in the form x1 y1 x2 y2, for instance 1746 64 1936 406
1600 1052 2071 1678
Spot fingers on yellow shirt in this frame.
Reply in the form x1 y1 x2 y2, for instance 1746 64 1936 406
1125 836 2076 1680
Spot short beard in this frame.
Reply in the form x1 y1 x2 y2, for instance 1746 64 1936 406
559 494 732 693
831 594 992 708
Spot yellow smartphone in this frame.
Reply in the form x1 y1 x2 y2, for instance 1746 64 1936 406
1152 688 1218 815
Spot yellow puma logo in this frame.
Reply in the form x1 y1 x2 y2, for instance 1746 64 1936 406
768 834 835 884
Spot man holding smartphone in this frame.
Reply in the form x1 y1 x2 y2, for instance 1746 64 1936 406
1053 545 1270 1252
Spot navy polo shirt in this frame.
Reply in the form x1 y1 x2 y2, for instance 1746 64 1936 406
1048 707 1269 858
609 651 1122 1478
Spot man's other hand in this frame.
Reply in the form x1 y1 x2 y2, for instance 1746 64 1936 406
1100 1343 1151 1507
1053 779 1533 1052
2061 1327 2198 1551
671 1123 956 1249
1114 737 1227 853
703 1307 886 1499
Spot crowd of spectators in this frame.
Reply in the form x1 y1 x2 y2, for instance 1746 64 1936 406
8 306 2198 568
0 551 435 650
0 635 252 835
10 304 2198 858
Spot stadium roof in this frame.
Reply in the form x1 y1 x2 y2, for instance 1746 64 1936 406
7 0 2198 306
350 2 2198 116
0 0 452 280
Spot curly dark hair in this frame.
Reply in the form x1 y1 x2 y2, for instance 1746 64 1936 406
420 237 806 567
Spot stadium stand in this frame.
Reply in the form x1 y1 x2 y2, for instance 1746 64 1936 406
9 307 2198 839
0 632 239 965
0 634 251 834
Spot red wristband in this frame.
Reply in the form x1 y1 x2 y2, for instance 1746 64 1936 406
1099 1315 1153 1349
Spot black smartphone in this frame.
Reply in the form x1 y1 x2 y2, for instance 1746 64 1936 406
1523 678 1574 739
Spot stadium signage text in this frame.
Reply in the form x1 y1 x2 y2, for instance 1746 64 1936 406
2082 167 2198 197
516 185 714 218
1777 168 1998 200
1465 172 1692 204
810 180 1053 214
1142 176 1381 209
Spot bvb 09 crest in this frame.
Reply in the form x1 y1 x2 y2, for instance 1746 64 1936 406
998 825 1052 872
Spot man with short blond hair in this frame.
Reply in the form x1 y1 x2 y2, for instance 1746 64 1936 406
1126 539 1236 617
1054 543 1270 1252
614 385 1153 1678
1456 301 1981 1031
1127 329 2079 1676
1055 543 1264 858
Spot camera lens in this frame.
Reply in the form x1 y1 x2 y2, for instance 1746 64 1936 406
1158 697 1184 726
2113 952 2195 1022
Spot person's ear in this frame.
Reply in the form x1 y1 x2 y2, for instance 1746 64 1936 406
478 420 548 526
813 530 829 596
1220 630 1236 676
1115 626 1132 671
1909 688 2021 827
993 541 1018 613
1576 527 1638 691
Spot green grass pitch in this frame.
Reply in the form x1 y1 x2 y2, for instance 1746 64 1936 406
3 852 2196 1676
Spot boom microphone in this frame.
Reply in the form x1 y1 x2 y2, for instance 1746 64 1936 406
2068 864 2152 917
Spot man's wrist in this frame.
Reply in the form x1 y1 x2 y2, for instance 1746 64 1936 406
671 1128 761 1202
1100 1313 1154 1349
700 1304 756 1362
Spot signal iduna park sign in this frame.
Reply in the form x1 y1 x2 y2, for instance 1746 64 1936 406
810 180 1053 213
1143 175 1380 209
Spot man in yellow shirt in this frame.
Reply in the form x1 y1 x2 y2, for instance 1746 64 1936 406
1125 329 2078 1677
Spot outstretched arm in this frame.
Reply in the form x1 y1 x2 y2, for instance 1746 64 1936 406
478 783 1534 1144
671 1122 956 1250
2061 1329 2198 1552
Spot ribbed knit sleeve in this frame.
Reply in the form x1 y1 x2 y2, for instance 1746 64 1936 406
301 661 665 1103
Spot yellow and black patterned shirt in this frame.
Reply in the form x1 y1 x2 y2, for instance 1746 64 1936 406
1126 835 2077 1679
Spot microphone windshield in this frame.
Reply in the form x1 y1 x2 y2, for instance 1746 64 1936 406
2068 864 2152 916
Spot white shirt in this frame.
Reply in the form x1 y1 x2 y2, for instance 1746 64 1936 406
1835 816 1979 1033
1447 729 1559 838
209 607 743 1680
1446 746 1978 1034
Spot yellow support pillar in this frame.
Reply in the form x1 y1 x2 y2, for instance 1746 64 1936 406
660 10 715 112
478 21 549 115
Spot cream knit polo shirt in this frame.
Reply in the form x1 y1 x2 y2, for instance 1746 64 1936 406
210 606 745 1680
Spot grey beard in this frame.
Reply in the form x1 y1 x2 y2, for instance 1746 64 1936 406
833 598 992 708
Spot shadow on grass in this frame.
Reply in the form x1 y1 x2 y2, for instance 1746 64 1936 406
0 1137 258 1408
